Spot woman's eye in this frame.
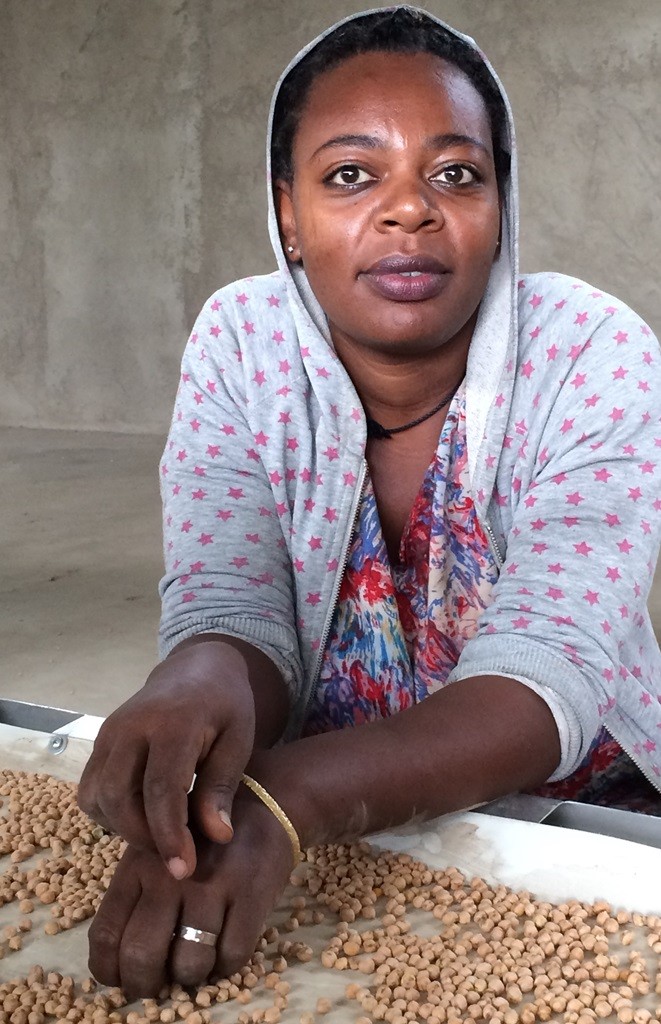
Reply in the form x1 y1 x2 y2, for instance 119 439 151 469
433 164 478 186
327 165 373 186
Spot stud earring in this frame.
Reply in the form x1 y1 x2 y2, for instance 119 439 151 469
287 245 295 254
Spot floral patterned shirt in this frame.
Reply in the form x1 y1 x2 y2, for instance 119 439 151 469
305 384 499 732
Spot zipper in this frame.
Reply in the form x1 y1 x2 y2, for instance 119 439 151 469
305 458 368 716
603 724 661 796
482 514 504 572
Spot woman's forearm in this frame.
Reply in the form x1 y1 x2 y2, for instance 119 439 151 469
252 675 561 848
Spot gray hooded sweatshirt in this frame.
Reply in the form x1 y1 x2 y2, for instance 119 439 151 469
158 8 661 791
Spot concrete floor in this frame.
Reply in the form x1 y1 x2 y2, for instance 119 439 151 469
1 427 164 716
2 426 660 719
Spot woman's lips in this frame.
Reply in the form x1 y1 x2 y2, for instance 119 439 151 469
360 254 450 302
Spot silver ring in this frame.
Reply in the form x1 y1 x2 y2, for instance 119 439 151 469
177 925 218 946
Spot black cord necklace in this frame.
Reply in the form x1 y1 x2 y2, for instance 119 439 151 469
365 386 459 440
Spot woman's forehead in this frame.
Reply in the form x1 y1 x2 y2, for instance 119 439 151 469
294 51 492 150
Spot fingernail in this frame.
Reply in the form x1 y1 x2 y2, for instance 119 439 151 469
219 809 234 838
167 857 188 880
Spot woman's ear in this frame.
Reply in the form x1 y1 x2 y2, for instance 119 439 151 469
274 179 300 262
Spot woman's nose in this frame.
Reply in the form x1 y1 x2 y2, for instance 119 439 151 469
375 176 443 233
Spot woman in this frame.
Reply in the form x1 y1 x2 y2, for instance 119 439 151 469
78 6 661 997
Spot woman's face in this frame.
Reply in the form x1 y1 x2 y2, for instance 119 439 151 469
276 50 501 360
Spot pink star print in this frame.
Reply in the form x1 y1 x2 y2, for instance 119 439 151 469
574 541 593 556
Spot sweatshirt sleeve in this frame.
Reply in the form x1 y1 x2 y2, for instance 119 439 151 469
449 302 661 779
157 293 303 702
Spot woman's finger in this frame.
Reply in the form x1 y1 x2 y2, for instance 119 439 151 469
82 737 151 847
213 886 269 982
169 887 224 988
190 716 255 846
118 864 182 1000
88 848 142 987
212 800 294 980
142 736 200 878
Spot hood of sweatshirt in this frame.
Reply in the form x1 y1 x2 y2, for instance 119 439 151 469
264 5 520 522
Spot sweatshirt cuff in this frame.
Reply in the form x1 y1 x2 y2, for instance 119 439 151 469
456 671 583 782
446 633 596 780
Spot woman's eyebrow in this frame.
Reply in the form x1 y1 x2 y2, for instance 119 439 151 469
311 131 489 159
311 133 380 158
427 132 490 154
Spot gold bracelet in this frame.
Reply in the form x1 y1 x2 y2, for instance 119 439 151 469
240 774 302 866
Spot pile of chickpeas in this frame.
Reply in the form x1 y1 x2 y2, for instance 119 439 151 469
2 768 661 1024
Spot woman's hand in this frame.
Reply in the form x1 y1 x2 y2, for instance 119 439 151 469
88 793 294 999
78 639 257 879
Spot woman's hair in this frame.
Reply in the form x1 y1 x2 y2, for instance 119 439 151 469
271 7 511 195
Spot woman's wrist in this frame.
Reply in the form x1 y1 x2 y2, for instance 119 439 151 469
166 633 290 748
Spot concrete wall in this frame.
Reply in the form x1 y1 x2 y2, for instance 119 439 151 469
1 0 659 433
